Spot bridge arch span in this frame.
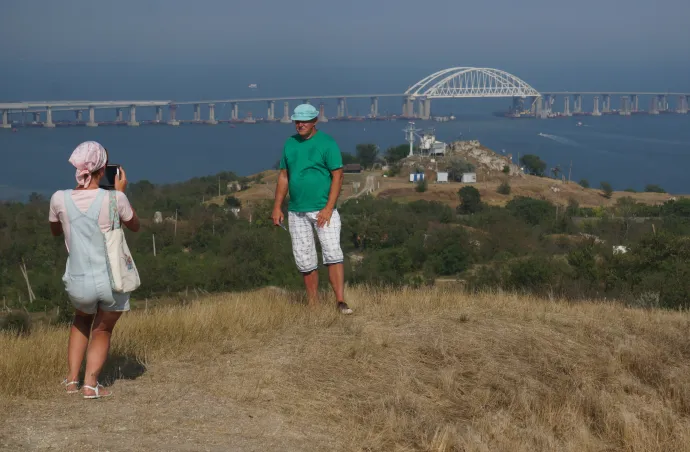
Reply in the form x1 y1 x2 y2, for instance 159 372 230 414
405 67 540 99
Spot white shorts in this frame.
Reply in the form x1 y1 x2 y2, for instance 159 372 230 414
288 210 344 273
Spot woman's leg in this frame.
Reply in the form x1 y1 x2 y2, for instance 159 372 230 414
65 310 94 391
82 310 122 396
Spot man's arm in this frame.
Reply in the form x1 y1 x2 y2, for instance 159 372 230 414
272 169 289 225
316 168 343 228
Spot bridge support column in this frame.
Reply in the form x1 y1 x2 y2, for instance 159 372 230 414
168 104 180 126
657 95 668 112
619 96 631 116
303 99 310 105
631 95 639 112
128 105 139 126
543 94 553 116
1 110 10 129
649 97 659 115
573 94 582 114
318 102 328 122
370 97 378 118
267 101 275 121
534 97 547 119
337 98 346 118
231 103 239 121
592 96 601 116
32 112 40 123
87 106 98 127
116 108 123 122
44 107 55 128
563 96 571 116
423 98 431 120
155 106 163 122
207 104 218 124
602 95 611 113
193 104 201 122
280 101 291 123
75 110 83 122
404 96 414 118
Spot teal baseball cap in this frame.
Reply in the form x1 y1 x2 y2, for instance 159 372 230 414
290 104 319 121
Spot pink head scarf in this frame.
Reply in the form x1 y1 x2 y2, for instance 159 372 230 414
68 141 108 188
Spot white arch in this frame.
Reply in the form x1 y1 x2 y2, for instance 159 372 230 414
405 67 540 99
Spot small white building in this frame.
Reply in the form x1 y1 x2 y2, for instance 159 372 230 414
410 172 425 182
462 173 477 183
436 172 449 183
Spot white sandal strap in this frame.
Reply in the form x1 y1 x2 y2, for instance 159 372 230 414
63 379 79 386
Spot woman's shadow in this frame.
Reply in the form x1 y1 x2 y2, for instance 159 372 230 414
99 354 147 387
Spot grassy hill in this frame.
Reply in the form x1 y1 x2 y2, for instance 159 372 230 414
2 288 689 451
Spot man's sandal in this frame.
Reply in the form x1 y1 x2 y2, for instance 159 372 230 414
82 383 112 399
62 379 80 394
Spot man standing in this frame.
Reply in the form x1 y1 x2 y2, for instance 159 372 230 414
272 104 352 314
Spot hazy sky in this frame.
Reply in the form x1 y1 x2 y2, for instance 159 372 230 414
2 0 690 98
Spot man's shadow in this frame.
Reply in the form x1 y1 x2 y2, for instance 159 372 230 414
99 354 147 387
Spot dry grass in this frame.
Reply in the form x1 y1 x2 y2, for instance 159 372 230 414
2 288 690 451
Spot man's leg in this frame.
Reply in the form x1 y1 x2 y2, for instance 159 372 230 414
303 270 319 306
314 210 351 313
288 211 319 305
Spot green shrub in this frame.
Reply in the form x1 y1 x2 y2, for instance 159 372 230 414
579 179 590 188
497 181 511 195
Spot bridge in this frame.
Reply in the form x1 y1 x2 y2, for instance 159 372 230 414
1 67 688 129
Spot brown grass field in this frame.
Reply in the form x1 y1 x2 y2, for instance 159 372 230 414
2 288 690 451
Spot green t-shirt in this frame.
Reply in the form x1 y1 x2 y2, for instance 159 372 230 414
280 131 343 212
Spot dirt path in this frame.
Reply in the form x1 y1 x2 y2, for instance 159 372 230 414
1 350 340 451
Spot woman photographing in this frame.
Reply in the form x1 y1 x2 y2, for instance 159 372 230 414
49 141 140 399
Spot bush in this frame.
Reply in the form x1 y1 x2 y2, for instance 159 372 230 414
600 182 613 199
457 186 483 214
0 311 31 335
225 196 241 208
579 179 590 189
506 196 556 226
415 178 427 193
645 184 666 193
497 181 511 195
624 188 637 193
502 165 510 174
520 154 546 177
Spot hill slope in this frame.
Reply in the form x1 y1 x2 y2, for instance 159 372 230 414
2 288 689 451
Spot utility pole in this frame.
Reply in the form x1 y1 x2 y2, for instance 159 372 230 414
218 177 221 197
174 209 178 237
152 234 156 257
568 160 572 183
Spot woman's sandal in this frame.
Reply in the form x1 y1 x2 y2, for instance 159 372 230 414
82 383 112 400
62 379 80 394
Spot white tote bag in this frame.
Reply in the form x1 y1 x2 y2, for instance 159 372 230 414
104 190 141 293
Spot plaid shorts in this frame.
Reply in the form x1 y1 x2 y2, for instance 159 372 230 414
288 210 344 273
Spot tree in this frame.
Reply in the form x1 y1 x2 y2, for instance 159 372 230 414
497 181 511 195
415 178 427 193
520 154 546 176
447 157 475 182
341 152 359 165
356 144 379 169
506 196 556 226
457 186 482 214
600 182 613 199
384 145 409 165
551 165 562 179
645 184 666 193
579 179 590 189
225 196 241 208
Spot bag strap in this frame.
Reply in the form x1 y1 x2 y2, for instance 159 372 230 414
109 190 121 230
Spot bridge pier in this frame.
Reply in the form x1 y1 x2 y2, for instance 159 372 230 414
168 104 180 126
631 95 639 112
116 108 123 122
194 104 201 122
44 107 55 128
303 99 310 105
155 106 163 122
281 101 291 123
573 94 582 114
75 110 83 122
32 112 40 123
403 96 414 118
619 96 631 116
87 106 98 127
337 98 346 118
676 95 689 114
602 95 611 114
370 97 378 118
207 104 218 124
231 103 239 121
128 105 139 126
1 110 9 129
267 101 275 121
318 102 328 122
542 94 553 117
563 96 571 116
592 96 601 116
649 97 659 115
657 94 668 112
